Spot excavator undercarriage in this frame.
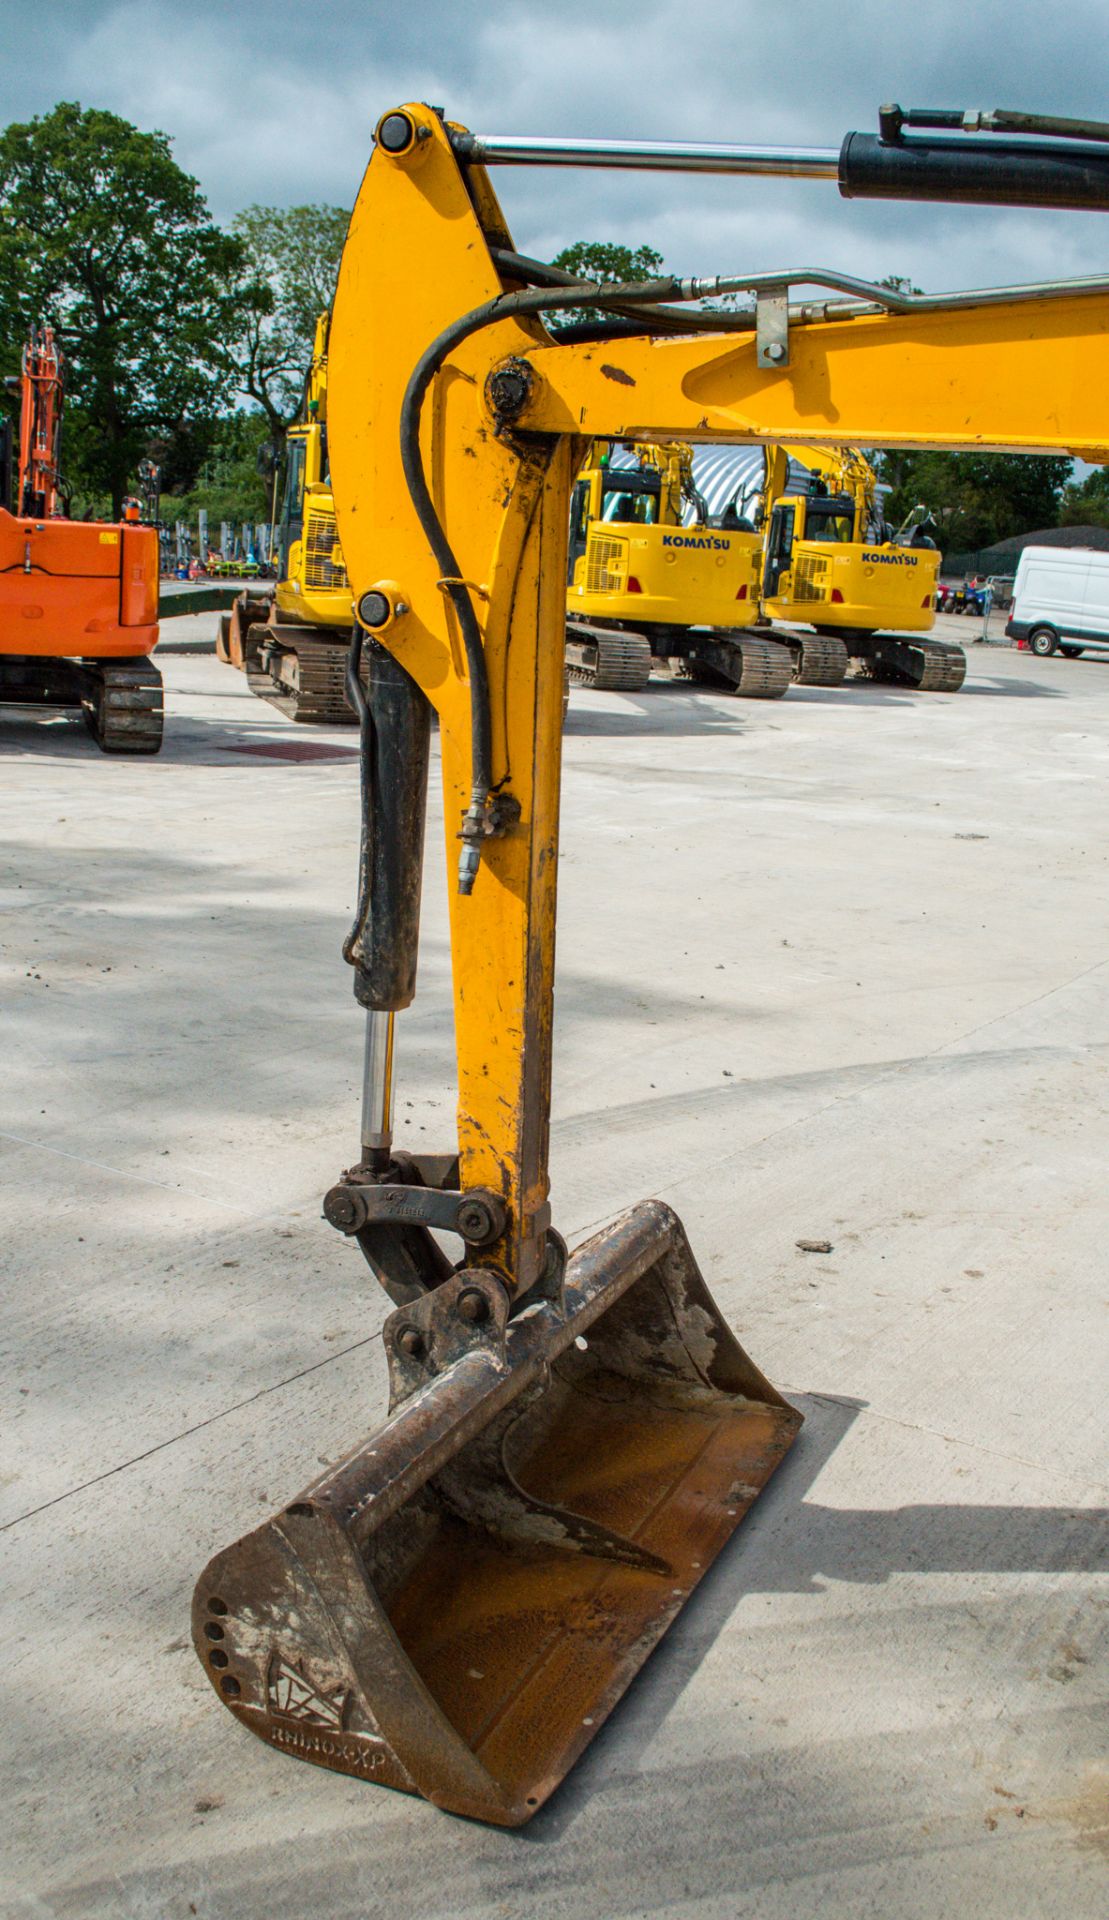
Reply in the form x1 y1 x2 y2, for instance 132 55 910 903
851 632 968 691
218 594 357 724
676 627 796 696
564 618 653 690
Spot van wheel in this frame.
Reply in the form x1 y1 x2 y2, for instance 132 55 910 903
1029 627 1058 657
1059 644 1085 658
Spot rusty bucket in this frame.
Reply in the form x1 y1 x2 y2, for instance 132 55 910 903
192 1200 801 1825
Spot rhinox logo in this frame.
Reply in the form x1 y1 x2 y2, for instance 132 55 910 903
267 1653 348 1729
662 534 732 551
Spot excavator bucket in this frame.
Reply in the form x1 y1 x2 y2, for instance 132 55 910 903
193 1199 800 1826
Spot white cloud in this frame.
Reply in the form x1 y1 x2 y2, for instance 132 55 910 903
7 0 1109 292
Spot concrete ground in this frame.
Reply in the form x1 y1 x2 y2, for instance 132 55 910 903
1 622 1106 1919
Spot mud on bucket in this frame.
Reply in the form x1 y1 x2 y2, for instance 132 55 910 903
192 1198 801 1826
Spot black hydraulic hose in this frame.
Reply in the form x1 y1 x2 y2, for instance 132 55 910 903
400 312 508 895
399 267 770 893
489 247 759 333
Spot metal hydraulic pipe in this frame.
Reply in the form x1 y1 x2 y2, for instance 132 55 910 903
450 132 839 178
361 1009 396 1162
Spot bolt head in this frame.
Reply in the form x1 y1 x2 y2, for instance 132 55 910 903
357 589 392 629
486 358 534 421
377 112 415 155
457 1199 495 1242
396 1326 426 1359
765 341 785 363
456 1286 490 1325
323 1187 360 1230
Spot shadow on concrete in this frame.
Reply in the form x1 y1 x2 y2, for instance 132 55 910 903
521 1389 1108 1846
26 1387 1104 1918
0 694 362 766
564 695 749 738
957 677 1066 699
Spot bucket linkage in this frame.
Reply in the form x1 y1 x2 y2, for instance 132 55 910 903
193 1197 800 1825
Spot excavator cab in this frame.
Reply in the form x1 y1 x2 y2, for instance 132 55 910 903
273 429 307 582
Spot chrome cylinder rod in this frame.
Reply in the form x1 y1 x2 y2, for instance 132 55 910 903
360 1009 397 1162
451 133 839 179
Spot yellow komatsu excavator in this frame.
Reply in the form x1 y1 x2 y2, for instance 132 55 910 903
192 101 1109 1825
217 313 356 722
761 442 963 689
566 438 797 696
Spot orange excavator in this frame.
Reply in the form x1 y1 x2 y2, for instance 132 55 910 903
0 325 163 752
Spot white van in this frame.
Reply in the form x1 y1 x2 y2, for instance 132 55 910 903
1006 545 1109 656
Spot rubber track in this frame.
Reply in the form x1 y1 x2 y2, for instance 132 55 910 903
245 632 358 723
788 632 849 687
85 656 164 754
682 632 793 700
865 637 967 693
565 626 653 692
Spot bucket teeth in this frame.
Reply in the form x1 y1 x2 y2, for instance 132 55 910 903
193 1200 801 1825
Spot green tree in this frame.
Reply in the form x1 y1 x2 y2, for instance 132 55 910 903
877 451 1072 552
1059 464 1109 529
160 410 272 533
0 102 252 513
227 204 349 437
549 240 665 328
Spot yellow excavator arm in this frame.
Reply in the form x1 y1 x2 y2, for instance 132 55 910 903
326 108 1109 1299
766 441 877 510
303 309 330 423
631 439 700 521
194 100 1109 1825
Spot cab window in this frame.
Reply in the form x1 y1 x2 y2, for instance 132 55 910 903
601 476 660 525
805 498 855 543
278 438 307 576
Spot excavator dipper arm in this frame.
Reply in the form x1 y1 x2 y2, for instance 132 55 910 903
193 102 1109 1824
327 107 1109 1292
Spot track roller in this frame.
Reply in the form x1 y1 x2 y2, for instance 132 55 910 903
679 630 793 700
81 656 164 754
782 631 849 687
244 626 359 724
565 622 653 692
861 637 967 692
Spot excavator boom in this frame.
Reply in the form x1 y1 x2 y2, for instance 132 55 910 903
18 325 64 519
193 103 1109 1823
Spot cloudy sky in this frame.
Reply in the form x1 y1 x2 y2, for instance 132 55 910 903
7 0 1109 292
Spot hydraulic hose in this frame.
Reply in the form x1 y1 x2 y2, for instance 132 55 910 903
399 267 775 893
399 255 1109 891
